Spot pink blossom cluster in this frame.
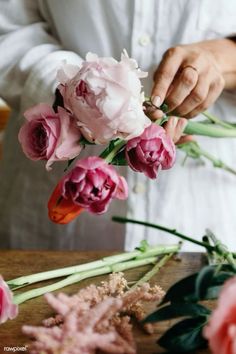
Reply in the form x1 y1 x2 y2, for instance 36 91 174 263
23 273 164 354
18 51 176 221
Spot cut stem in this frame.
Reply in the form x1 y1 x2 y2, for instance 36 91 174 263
8 244 179 290
13 256 160 305
130 245 181 289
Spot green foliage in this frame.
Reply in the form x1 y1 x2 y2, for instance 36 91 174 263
144 263 236 353
157 316 208 353
161 273 198 304
110 148 127 166
135 240 150 252
144 302 210 323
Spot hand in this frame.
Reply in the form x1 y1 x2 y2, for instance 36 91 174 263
144 103 192 144
151 41 227 118
164 117 193 144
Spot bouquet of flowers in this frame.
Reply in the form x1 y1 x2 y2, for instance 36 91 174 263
18 50 236 225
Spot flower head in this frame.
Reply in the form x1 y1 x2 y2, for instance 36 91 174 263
58 51 150 144
125 123 176 179
0 276 18 324
19 104 82 170
48 183 83 224
61 156 128 214
203 276 236 354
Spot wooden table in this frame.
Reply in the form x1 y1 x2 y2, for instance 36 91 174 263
0 251 211 353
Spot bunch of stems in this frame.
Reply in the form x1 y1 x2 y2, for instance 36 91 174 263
8 243 181 305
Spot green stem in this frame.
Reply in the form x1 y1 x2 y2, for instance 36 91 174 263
184 121 236 138
112 216 215 251
130 246 181 289
99 139 126 163
113 216 236 259
13 256 160 305
7 245 179 290
202 111 233 130
199 147 236 176
178 141 236 176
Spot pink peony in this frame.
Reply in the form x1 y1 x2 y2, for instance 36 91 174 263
58 51 150 144
18 104 82 170
125 123 176 179
203 276 236 354
0 276 18 324
61 156 128 214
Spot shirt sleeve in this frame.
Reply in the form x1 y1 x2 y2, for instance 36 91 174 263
0 0 82 110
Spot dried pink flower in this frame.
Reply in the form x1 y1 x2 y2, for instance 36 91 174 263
23 273 164 354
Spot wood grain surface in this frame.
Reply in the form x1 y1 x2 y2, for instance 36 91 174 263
0 251 211 353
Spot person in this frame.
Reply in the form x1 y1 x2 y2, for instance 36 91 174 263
0 0 236 251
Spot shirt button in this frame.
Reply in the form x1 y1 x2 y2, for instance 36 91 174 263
133 182 146 194
138 34 151 47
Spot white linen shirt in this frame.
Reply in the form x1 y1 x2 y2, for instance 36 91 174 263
0 0 236 251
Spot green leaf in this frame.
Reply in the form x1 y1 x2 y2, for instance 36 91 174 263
135 240 150 252
158 316 207 353
110 149 127 166
161 273 198 304
204 285 221 300
79 137 95 145
64 158 76 172
160 102 169 113
99 139 120 159
144 302 210 323
195 265 215 300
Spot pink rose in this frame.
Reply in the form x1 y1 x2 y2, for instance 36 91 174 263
203 276 236 354
58 51 150 144
61 156 128 214
18 104 82 170
0 276 18 324
125 124 176 179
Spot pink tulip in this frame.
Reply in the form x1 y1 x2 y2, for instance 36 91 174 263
203 276 236 354
0 276 18 324
126 124 176 179
61 156 128 214
18 103 82 170
58 51 150 144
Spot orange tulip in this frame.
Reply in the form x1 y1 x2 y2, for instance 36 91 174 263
48 183 83 224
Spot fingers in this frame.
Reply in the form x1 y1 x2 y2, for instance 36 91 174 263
186 76 225 117
164 117 188 143
152 44 225 118
174 75 209 116
152 47 183 106
176 135 195 145
165 66 198 112
144 106 164 121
